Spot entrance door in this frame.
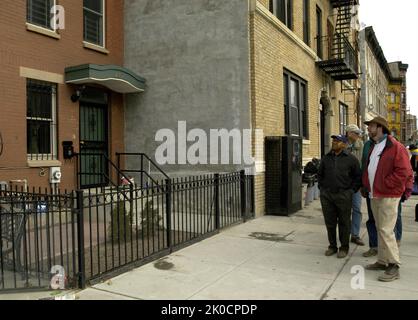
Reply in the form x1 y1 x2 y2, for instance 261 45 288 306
79 89 109 188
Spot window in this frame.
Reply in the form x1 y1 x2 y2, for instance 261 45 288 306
284 71 308 139
339 103 348 135
401 92 406 104
303 0 310 45
84 0 104 47
27 79 57 160
392 111 396 122
316 6 323 59
390 92 396 103
271 0 293 29
27 0 55 29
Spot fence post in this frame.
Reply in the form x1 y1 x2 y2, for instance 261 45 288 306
117 153 121 185
240 170 247 222
165 179 172 251
214 174 220 230
251 175 255 217
76 190 86 289
141 155 144 188
129 183 134 223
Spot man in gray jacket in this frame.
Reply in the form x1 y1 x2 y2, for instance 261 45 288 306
346 124 365 246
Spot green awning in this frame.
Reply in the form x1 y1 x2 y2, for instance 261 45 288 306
65 64 146 93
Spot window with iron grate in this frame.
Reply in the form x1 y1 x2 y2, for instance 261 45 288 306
27 79 57 160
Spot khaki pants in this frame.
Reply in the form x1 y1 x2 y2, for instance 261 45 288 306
370 198 401 266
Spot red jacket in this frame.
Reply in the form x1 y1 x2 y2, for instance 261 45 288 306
362 135 413 198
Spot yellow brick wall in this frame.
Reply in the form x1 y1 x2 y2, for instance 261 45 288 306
251 1 358 216
387 82 402 139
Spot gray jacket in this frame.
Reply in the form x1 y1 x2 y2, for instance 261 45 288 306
348 139 364 164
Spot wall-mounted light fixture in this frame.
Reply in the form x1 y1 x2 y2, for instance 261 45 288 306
71 85 86 102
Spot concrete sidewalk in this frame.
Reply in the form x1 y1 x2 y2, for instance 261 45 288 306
2 196 418 300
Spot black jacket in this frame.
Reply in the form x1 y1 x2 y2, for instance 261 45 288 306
318 150 362 192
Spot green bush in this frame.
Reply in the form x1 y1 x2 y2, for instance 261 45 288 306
140 200 162 237
108 201 132 242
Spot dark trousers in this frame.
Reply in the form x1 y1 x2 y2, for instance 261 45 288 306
366 197 402 248
320 189 353 251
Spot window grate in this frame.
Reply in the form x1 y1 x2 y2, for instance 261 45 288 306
26 79 57 161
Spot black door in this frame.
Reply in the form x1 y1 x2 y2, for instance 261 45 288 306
79 89 109 188
320 104 326 157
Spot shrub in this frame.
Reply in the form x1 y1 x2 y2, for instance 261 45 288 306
140 200 162 237
108 201 132 242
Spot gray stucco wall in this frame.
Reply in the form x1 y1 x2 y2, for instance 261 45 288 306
124 0 251 179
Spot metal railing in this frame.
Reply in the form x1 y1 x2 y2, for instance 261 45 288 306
0 171 254 291
116 153 169 188
0 185 77 291
77 153 134 189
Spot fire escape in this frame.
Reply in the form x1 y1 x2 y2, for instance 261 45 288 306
317 0 359 80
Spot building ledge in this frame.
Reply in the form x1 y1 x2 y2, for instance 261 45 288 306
26 23 60 40
83 41 110 55
27 160 62 168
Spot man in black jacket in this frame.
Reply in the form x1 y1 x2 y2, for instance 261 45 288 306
318 135 362 258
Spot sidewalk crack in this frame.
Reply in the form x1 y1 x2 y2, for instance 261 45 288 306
319 246 359 300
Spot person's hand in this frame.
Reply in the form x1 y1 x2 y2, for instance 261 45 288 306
360 188 368 198
401 188 412 202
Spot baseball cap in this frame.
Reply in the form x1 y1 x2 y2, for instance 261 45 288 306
345 124 362 135
331 134 349 144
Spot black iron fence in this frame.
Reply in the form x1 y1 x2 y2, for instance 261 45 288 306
0 186 78 291
0 171 254 292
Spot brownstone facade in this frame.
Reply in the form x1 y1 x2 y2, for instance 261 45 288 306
0 0 126 190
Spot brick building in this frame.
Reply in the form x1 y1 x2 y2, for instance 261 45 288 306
0 0 145 190
387 61 409 144
124 0 360 216
359 26 391 129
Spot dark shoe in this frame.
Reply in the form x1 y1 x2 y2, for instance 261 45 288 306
365 261 387 271
362 248 378 257
337 249 348 259
325 248 338 256
378 264 400 282
351 236 365 246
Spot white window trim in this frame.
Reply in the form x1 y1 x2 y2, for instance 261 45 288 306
83 0 106 49
26 82 58 161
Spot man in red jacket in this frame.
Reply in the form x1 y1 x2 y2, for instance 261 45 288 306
362 116 413 282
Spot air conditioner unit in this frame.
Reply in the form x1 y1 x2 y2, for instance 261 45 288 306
50 167 62 184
